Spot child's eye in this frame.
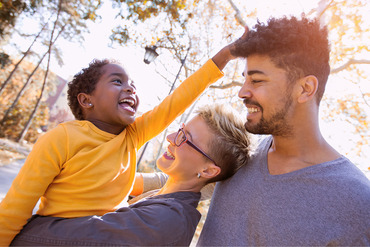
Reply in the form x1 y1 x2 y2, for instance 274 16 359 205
113 79 122 85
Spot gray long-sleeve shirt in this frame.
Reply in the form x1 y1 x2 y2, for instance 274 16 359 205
11 191 201 246
198 135 370 246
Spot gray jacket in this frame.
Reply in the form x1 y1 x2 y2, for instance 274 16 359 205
12 191 201 246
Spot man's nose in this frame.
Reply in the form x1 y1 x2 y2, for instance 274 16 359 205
238 81 252 99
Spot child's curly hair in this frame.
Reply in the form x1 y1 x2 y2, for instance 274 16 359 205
67 59 112 120
231 15 330 104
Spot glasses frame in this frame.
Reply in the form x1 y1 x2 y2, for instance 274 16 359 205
174 123 217 166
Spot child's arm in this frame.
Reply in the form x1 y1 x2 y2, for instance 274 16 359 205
132 28 249 148
130 173 144 196
212 26 249 70
0 126 66 246
133 58 223 148
133 50 231 148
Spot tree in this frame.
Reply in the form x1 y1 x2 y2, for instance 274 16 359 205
0 59 51 143
0 21 48 95
0 0 103 142
314 0 370 160
0 0 31 39
17 0 63 142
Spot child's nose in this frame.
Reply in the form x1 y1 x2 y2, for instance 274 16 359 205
124 84 136 94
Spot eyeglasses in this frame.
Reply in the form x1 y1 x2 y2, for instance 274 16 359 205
174 123 217 166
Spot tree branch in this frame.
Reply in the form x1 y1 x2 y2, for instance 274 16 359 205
227 0 247 27
330 59 370 74
210 80 243 89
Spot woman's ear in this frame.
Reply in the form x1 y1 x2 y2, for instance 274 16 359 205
297 75 318 103
201 164 221 179
77 93 93 109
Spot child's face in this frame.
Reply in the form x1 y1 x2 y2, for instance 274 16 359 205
86 63 140 134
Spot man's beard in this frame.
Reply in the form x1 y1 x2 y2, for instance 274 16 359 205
245 95 294 137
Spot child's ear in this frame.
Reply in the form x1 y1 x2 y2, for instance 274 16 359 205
77 93 93 109
201 164 221 179
297 75 318 103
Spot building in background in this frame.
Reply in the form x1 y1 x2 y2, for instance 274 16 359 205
45 75 74 127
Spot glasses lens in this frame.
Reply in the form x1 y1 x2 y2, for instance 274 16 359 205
175 129 186 146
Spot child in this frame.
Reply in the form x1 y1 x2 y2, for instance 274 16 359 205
10 104 251 246
0 37 242 245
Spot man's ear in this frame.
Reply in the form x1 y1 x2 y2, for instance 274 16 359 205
77 93 93 109
297 75 318 103
201 164 221 179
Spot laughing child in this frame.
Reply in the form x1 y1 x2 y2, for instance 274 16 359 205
0 35 246 245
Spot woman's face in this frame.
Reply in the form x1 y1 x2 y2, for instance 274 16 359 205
156 115 215 181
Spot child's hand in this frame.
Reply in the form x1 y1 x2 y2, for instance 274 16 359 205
228 25 249 59
212 26 249 70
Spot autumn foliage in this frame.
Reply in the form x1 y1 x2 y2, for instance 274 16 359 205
0 59 54 143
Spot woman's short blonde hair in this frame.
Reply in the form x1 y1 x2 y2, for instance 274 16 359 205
196 104 250 183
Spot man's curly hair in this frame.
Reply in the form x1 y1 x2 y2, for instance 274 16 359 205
231 15 330 104
67 59 112 120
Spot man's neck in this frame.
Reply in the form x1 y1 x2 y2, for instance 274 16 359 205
267 128 341 175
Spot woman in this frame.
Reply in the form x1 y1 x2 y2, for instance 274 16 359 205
11 104 250 246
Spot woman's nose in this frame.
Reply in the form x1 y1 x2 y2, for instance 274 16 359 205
166 132 177 145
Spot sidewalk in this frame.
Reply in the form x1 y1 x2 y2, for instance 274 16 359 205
0 158 40 213
0 159 25 201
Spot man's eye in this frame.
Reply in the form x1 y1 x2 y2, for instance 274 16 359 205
251 79 263 83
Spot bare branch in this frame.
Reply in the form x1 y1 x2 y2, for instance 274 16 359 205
316 0 335 20
357 85 370 108
210 80 243 89
227 0 247 27
17 0 64 142
0 21 49 95
331 59 370 74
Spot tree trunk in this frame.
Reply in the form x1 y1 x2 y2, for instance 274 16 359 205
17 0 63 142
17 50 52 142
0 21 48 95
1 52 48 125
0 26 64 126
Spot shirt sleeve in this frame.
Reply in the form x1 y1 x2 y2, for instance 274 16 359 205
142 172 169 193
132 59 224 148
0 125 67 246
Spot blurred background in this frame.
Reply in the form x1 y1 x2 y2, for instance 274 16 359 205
1 0 369 243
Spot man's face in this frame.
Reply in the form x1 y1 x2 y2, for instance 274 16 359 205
238 55 295 137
